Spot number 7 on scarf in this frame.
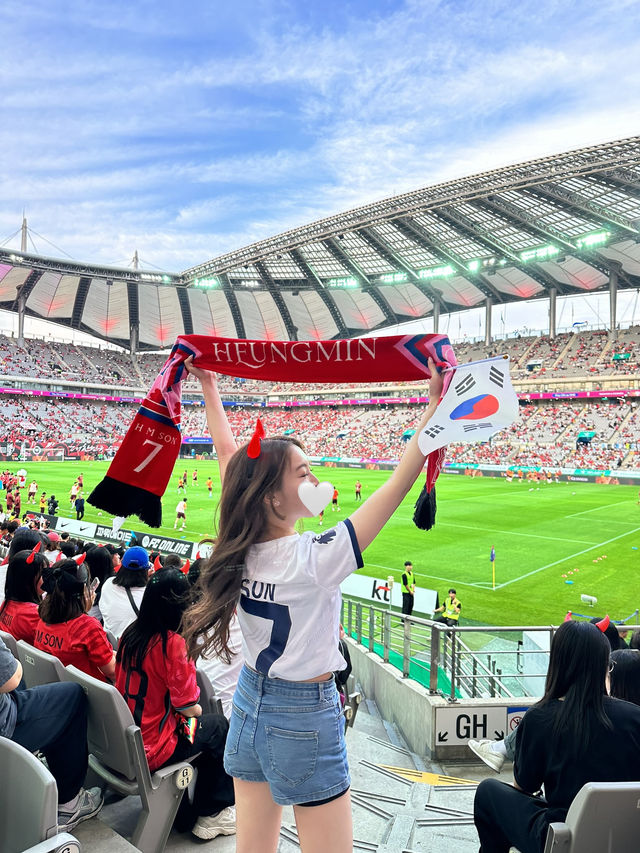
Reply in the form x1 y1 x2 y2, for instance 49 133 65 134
133 439 164 472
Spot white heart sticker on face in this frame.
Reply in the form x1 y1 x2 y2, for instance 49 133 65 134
298 481 334 516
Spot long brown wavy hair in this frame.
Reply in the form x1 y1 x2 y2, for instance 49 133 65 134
182 435 302 662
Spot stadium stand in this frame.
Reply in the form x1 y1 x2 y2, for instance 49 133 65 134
0 326 638 392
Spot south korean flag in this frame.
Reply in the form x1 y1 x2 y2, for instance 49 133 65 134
418 355 519 456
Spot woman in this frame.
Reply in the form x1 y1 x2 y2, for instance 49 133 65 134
182 356 444 853
116 569 235 840
609 648 640 706
474 620 640 853
0 545 47 642
35 558 115 682
100 545 150 641
83 544 114 622
186 557 243 720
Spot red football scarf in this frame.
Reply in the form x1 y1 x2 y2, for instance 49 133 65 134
89 333 457 527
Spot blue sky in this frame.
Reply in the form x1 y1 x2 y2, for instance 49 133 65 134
1 0 640 280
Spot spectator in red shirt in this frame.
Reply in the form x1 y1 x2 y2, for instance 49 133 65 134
35 559 115 682
116 569 235 841
0 546 47 643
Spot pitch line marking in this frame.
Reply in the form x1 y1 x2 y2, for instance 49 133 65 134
493 526 640 590
393 515 594 546
366 563 465 587
565 499 631 519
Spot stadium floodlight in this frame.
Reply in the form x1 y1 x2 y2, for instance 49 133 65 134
468 258 500 273
520 245 560 262
575 230 610 250
380 272 408 284
193 277 219 289
418 264 455 279
327 277 358 288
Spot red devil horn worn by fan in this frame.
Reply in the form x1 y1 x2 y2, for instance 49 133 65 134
247 418 265 460
88 334 457 528
26 541 42 564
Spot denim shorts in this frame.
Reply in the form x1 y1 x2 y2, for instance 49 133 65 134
224 664 350 806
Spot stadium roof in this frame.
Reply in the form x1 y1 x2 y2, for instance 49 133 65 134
2 136 640 350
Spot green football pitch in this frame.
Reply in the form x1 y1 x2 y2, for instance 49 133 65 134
14 460 640 627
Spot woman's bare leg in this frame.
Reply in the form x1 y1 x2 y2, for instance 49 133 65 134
293 790 353 853
234 779 283 853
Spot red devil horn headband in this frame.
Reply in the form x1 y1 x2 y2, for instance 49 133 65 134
74 552 87 566
247 418 265 460
182 559 190 575
596 614 610 632
26 541 42 564
564 611 573 622
153 555 163 571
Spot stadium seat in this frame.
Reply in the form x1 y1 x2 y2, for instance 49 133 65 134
0 628 19 658
343 673 362 731
104 630 118 650
0 736 81 853
62 665 194 853
509 781 640 853
16 641 67 687
195 668 224 716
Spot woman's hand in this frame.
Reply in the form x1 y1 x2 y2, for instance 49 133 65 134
427 357 444 406
184 355 217 387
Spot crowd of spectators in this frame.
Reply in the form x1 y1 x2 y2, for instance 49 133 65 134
0 327 638 395
0 391 637 470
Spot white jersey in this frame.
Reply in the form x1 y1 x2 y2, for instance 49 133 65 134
176 500 186 514
239 519 362 680
99 576 146 641
197 614 244 719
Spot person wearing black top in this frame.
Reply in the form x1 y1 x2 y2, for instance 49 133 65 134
474 620 640 853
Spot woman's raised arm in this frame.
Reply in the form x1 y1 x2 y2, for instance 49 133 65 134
184 357 237 484
349 357 444 551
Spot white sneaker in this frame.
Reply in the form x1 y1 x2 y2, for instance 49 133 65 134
58 786 104 831
468 739 505 772
192 805 236 840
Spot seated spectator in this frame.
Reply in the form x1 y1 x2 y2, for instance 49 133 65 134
187 558 243 719
34 558 115 682
84 544 115 622
100 545 151 641
590 615 624 651
116 568 235 840
0 635 103 830
44 531 61 564
0 527 45 604
161 553 187 572
474 620 640 853
609 648 640 705
0 545 47 643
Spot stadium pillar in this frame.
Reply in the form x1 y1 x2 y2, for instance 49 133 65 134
432 301 440 333
17 292 25 345
549 287 557 339
130 323 139 355
484 297 492 345
609 267 618 337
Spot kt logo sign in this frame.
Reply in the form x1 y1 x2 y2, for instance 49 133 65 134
371 579 391 602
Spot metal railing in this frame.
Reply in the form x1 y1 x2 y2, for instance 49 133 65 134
342 600 638 702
